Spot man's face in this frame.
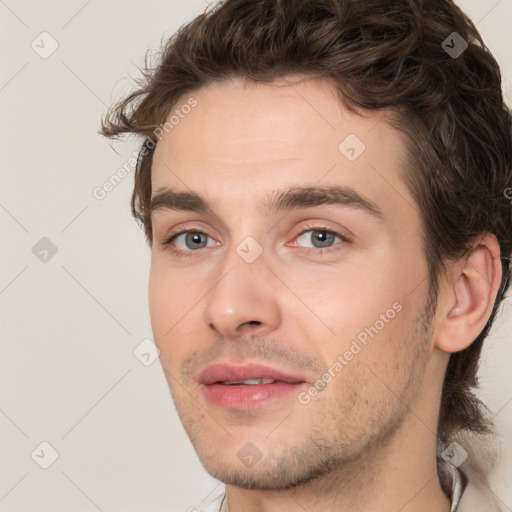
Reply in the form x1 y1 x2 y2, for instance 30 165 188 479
148 76 436 488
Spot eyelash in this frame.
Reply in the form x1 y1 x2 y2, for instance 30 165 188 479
162 225 351 258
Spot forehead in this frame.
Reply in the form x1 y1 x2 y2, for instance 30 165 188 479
150 76 415 220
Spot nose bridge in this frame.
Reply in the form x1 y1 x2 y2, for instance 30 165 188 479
202 234 281 337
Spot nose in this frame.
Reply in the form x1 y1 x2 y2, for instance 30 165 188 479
202 245 282 338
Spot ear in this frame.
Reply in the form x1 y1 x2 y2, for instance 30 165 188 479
434 233 503 354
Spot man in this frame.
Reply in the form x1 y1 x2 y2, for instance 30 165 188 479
101 0 512 510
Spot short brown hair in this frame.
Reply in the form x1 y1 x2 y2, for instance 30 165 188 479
101 0 512 442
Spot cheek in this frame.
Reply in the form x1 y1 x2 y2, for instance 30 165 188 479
148 262 187 361
148 259 195 331
316 302 427 425
304 256 426 366
148 259 214 372
290 262 397 335
148 263 168 335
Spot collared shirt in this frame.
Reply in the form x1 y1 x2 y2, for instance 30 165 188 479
438 455 467 511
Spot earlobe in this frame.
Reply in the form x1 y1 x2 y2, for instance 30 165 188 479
435 234 502 354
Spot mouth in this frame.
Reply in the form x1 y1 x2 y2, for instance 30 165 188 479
200 362 306 385
220 378 280 385
199 362 308 410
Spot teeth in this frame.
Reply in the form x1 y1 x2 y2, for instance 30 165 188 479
222 379 276 385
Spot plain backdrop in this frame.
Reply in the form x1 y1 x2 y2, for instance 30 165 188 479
1 1 511 511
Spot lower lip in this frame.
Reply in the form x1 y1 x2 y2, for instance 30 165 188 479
202 382 306 409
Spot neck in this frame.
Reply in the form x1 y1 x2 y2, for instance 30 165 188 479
222 411 452 512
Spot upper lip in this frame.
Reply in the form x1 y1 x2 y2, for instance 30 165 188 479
199 362 307 385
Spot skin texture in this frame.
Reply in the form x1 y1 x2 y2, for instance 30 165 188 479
148 76 501 512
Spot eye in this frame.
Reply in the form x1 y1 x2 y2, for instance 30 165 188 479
293 227 349 253
162 226 350 258
164 230 219 254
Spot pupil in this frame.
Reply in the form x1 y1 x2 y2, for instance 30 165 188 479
188 233 205 249
314 230 333 248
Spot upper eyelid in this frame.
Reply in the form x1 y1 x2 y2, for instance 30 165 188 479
168 225 344 238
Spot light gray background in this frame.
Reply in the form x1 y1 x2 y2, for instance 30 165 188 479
1 1 511 511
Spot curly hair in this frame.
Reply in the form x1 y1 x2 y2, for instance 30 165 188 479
100 0 512 442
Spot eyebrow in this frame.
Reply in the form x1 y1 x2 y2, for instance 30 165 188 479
150 185 385 221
